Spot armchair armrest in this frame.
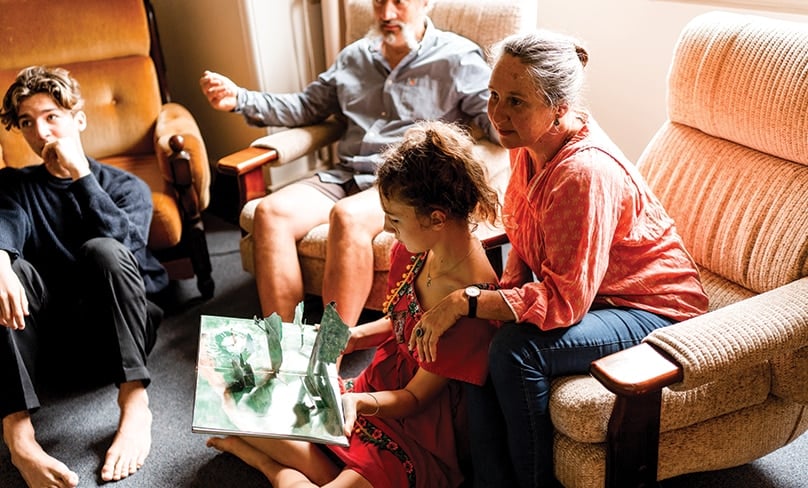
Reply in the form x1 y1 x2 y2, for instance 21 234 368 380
592 277 808 395
590 343 682 396
589 276 808 488
155 102 211 209
217 117 346 208
153 103 214 298
644 276 808 390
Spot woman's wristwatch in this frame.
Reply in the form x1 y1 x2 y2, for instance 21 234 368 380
464 286 481 318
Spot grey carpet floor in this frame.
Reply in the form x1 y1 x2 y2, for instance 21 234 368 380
0 211 805 487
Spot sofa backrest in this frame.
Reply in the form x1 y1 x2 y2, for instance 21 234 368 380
344 0 537 57
636 11 808 310
0 0 162 169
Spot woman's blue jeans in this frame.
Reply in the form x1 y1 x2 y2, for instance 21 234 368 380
466 308 674 488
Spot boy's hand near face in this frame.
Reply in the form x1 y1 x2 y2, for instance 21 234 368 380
42 136 90 180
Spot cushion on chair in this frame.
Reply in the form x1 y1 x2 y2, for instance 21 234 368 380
103 154 184 248
555 397 808 488
639 11 808 297
655 398 808 480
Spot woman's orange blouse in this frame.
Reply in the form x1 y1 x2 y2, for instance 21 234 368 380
499 116 708 330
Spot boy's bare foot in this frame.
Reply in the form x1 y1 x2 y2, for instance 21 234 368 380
100 381 152 481
3 411 79 488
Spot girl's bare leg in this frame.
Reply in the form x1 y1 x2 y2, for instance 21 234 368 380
207 436 372 488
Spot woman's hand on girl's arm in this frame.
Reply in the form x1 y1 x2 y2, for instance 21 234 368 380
408 289 464 362
410 288 516 363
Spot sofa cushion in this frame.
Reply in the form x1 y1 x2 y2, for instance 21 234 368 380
638 10 808 297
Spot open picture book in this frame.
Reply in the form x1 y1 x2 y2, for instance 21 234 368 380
192 302 352 446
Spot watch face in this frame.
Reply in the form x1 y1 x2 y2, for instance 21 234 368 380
465 286 481 297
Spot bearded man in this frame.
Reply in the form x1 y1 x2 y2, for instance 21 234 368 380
200 0 495 330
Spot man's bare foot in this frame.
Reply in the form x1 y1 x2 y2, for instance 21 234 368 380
100 381 152 482
3 411 79 488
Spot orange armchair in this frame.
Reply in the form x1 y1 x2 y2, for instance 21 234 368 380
0 0 214 298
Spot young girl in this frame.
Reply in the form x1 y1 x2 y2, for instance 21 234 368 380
206 120 501 487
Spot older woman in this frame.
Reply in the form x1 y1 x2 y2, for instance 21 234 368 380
410 30 709 487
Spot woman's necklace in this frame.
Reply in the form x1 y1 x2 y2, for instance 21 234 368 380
426 244 478 287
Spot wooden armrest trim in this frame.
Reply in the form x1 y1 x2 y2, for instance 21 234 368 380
480 230 509 249
217 147 279 176
474 222 509 249
590 343 683 396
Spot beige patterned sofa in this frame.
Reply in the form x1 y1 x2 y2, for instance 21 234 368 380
549 11 808 487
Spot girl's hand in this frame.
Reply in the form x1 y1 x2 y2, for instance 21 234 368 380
341 327 358 356
341 392 359 437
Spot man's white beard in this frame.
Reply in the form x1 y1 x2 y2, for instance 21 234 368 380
366 21 420 51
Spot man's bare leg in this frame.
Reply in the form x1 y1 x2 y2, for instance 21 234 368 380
100 380 151 481
322 188 385 327
3 410 79 488
252 184 334 320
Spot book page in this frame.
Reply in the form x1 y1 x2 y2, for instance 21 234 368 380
192 304 350 446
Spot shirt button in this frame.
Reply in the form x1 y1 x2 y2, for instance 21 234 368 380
381 112 387 117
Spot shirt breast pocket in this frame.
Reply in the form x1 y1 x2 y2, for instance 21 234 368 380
394 78 453 120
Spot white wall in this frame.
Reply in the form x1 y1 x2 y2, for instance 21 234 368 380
536 0 808 161
151 0 324 165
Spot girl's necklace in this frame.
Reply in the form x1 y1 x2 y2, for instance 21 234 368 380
426 244 477 287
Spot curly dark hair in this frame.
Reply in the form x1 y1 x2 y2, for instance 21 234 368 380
1 66 83 131
376 120 499 228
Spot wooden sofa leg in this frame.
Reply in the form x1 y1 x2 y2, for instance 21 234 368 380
168 135 215 299
186 217 214 299
605 391 662 488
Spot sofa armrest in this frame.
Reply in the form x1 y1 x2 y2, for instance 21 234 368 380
589 276 808 488
217 117 346 208
590 342 681 488
155 102 211 209
153 102 214 298
645 276 808 391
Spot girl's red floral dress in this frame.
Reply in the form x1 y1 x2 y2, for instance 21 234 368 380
327 242 497 488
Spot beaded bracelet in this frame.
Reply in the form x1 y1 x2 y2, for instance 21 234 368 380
366 392 380 416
